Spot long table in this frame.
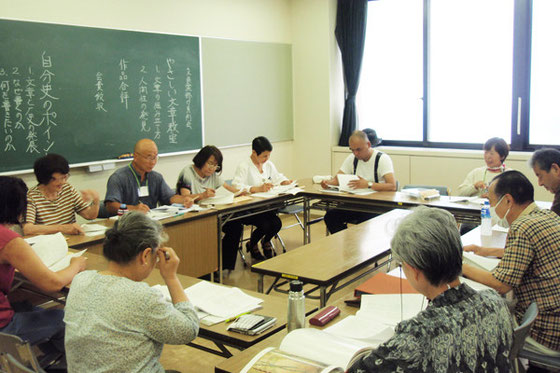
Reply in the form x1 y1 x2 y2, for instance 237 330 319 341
297 178 483 243
15 251 318 358
251 209 411 307
66 209 219 278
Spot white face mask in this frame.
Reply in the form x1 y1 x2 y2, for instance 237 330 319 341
490 195 511 228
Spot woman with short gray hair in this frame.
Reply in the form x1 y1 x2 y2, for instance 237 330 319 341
64 212 199 373
348 206 514 373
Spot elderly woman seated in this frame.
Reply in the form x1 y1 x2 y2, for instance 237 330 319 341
64 211 199 373
347 206 514 373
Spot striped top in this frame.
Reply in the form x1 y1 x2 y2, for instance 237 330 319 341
26 183 90 225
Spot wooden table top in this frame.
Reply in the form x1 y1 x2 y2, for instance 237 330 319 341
251 209 411 284
297 178 482 213
81 251 317 350
214 298 358 373
65 208 218 249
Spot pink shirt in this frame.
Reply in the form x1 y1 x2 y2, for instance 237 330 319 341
0 225 18 328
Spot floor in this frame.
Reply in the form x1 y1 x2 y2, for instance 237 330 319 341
158 213 391 373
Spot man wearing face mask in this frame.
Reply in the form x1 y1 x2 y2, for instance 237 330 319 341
462 170 560 360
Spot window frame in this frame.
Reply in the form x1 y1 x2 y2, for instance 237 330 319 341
361 0 558 151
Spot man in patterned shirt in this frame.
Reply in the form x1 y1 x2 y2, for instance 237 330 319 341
463 171 560 360
530 148 560 217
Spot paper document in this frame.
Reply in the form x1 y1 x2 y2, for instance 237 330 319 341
463 251 500 271
251 181 302 198
82 223 108 237
325 315 395 345
336 174 359 192
358 293 427 327
25 233 86 271
449 196 478 203
200 187 234 205
148 204 207 220
153 281 263 322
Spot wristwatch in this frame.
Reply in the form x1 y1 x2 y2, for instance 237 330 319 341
368 181 373 188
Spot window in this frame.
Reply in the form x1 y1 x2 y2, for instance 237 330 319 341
357 0 558 150
528 0 560 146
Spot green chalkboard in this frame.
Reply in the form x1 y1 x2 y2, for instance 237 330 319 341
0 19 202 172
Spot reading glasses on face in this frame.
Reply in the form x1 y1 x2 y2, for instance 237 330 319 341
138 153 159 162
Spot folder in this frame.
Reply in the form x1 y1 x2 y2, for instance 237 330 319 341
354 273 419 297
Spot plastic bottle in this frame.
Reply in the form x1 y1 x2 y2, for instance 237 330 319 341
287 280 305 332
481 201 492 237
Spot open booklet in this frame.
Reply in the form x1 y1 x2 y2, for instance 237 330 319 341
152 281 263 325
242 293 427 373
462 251 500 272
324 175 375 196
24 232 87 271
199 186 237 205
148 204 208 220
250 181 303 198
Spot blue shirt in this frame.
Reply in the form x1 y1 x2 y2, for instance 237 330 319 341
104 164 175 210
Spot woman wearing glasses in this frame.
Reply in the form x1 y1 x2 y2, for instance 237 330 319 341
23 153 100 235
176 145 238 201
176 145 239 273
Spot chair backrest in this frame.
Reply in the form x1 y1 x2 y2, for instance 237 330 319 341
0 333 43 373
0 353 39 373
401 184 449 196
511 302 538 361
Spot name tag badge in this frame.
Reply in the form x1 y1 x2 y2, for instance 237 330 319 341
139 186 149 197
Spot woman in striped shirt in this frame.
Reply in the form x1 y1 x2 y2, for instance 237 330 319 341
23 154 100 235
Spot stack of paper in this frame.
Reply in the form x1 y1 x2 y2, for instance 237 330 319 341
81 223 108 237
325 293 426 346
24 232 87 271
148 204 207 220
153 281 263 325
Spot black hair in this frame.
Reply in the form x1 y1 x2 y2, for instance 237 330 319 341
102 211 167 264
192 145 223 173
492 170 534 204
252 136 273 155
483 137 509 162
33 153 70 185
529 148 560 172
362 128 382 147
0 176 28 225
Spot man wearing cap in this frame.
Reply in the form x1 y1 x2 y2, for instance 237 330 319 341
104 139 193 216
321 129 397 234
530 148 560 217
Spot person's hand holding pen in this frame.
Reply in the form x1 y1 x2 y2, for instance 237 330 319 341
202 188 216 199
157 247 188 304
255 183 273 193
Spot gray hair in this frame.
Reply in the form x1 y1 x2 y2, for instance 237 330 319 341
529 148 560 172
103 211 168 264
391 206 462 286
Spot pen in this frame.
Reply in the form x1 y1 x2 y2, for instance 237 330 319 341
225 311 252 323
164 251 170 260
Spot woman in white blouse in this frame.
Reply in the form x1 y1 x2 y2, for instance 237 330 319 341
457 137 510 197
232 136 292 261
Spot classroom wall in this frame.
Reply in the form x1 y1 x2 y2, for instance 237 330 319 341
1 0 302 195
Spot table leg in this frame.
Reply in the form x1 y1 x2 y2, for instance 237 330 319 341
217 215 223 284
320 286 327 308
304 197 310 244
257 274 264 293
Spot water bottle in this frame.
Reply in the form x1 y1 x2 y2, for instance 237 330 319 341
481 201 492 237
287 280 305 332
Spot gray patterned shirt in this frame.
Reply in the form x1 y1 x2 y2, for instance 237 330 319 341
347 284 513 373
64 271 199 373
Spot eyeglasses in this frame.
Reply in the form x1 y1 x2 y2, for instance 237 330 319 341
206 161 219 169
137 153 159 162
